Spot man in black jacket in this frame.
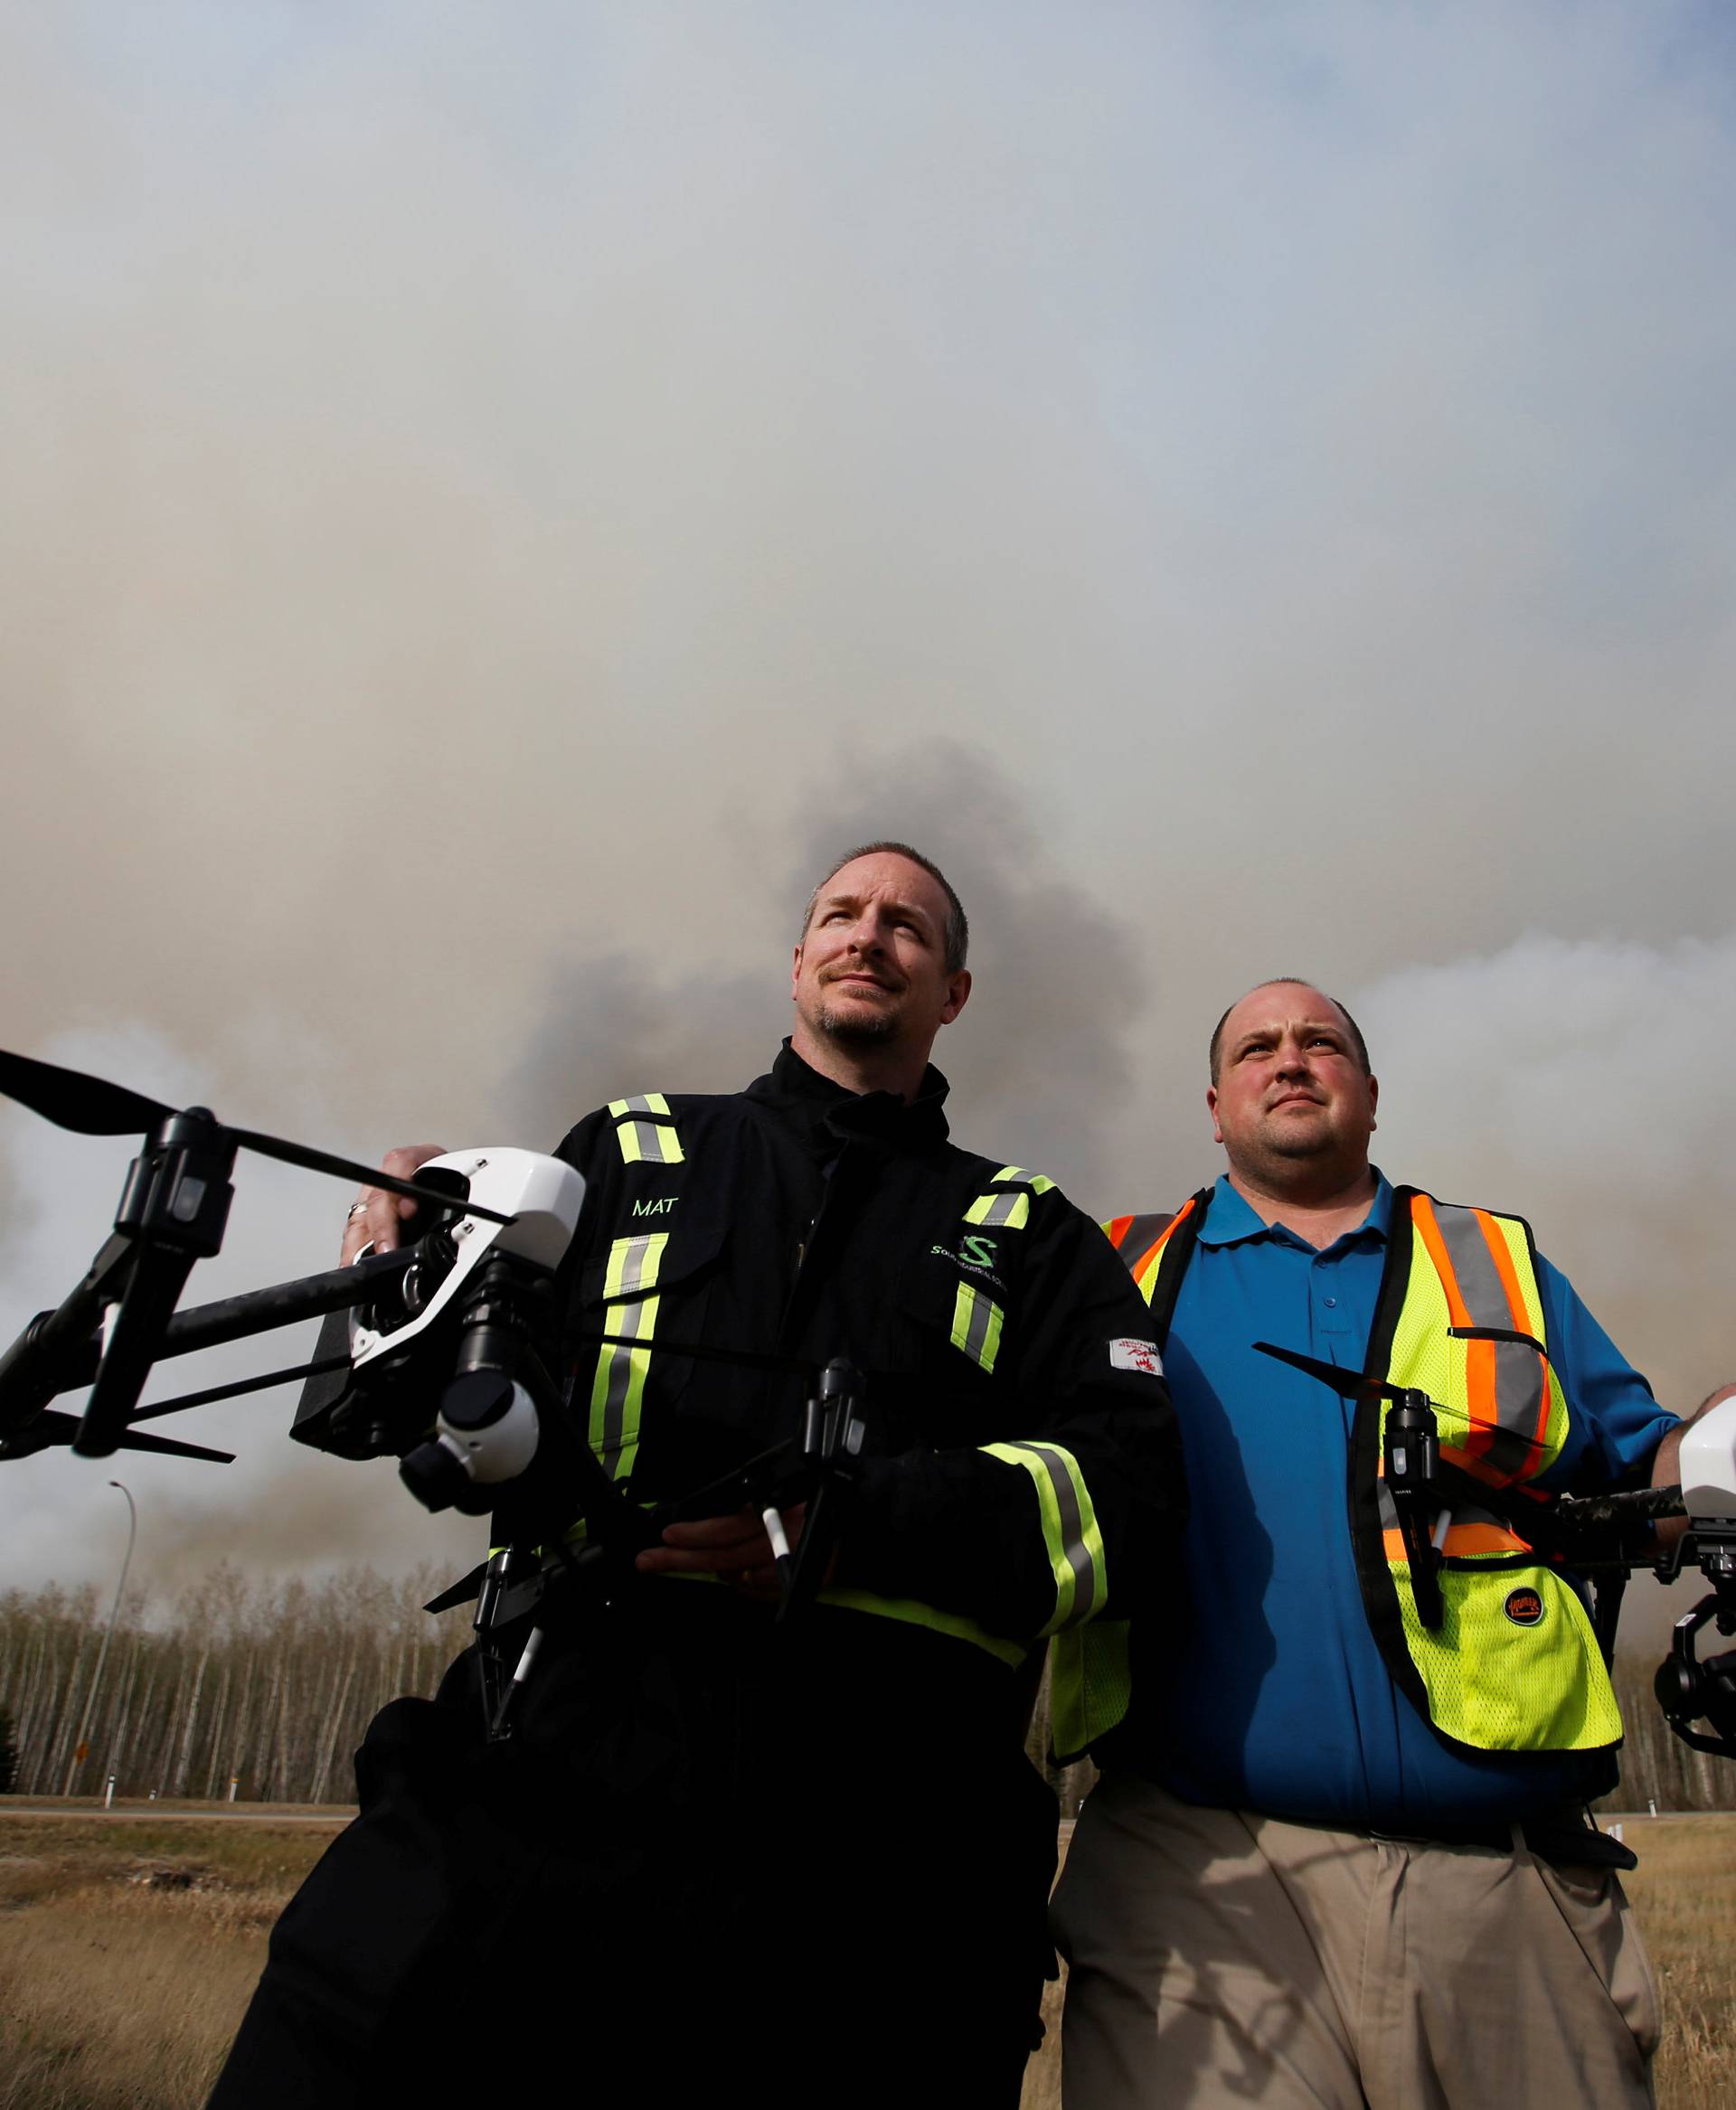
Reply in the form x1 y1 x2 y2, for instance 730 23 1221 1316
210 842 1181 2110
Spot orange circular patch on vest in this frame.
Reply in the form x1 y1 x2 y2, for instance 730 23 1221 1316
1504 1586 1544 1626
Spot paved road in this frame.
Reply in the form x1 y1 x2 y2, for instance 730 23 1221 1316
2 1804 354 1826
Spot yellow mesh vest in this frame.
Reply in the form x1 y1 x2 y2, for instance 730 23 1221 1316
1368 1192 1622 1753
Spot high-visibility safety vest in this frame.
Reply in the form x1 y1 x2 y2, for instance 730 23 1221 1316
1100 1186 1623 1757
580 1096 1105 1680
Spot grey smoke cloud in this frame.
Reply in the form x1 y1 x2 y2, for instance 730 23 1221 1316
1350 933 1736 1398
5 1 1734 1102
503 739 1143 1201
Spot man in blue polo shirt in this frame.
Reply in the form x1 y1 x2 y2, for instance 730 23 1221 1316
1053 977 1695 2110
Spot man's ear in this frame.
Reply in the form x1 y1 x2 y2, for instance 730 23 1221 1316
791 945 803 1003
938 969 972 1026
1367 1071 1378 1132
1206 1085 1222 1144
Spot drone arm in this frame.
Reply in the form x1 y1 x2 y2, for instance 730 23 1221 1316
158 1247 422 1361
12 1247 422 1416
77 1246 202 1456
0 1233 132 1434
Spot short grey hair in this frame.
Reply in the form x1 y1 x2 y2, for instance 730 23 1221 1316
799 842 969 974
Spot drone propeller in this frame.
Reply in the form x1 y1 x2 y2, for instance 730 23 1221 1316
1252 1341 1410 1401
0 1049 169 1136
0 1407 233 1465
221 1125 513 1222
1251 1339 1554 1465
0 1048 513 1225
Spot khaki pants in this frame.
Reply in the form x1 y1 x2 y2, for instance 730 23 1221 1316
1052 1774 1659 2110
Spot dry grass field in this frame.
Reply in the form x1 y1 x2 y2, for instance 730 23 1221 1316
0 1809 1730 2108
1619 1815 1736 2110
0 1809 346 2110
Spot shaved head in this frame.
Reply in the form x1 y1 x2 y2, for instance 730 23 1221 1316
1210 978 1370 1085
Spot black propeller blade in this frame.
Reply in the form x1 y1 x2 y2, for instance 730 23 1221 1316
0 1048 513 1226
1251 1340 1552 1463
1252 1341 1409 1401
0 1050 172 1136
113 1425 235 1464
223 1127 512 1226
0 1408 233 1464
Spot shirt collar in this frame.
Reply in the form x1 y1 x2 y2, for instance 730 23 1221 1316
744 1040 952 1151
1197 1170 1394 1251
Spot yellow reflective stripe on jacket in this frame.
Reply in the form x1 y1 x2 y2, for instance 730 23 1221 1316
609 1093 684 1166
1050 1620 1131 1765
981 1439 1107 1634
992 1164 1054 1194
817 1585 1028 1667
588 1230 667 1477
963 1165 1053 1230
951 1282 1004 1372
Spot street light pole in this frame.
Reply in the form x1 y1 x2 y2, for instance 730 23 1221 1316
61 1481 137 1798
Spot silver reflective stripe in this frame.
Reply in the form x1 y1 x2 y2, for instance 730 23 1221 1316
608 1094 684 1166
1017 1441 1097 1627
973 1190 1028 1229
623 1119 679 1163
1431 1204 1543 1474
962 1286 995 1366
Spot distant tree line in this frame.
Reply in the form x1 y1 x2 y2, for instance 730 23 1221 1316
0 1565 472 1803
0 1568 1728 1809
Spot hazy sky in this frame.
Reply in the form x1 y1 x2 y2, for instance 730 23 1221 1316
4 4 1734 1658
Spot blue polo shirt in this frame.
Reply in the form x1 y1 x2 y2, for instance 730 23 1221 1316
1121 1174 1676 1828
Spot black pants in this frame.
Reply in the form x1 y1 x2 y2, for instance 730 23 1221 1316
210 1605 1057 2109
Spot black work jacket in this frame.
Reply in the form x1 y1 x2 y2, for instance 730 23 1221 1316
554 1044 1182 1685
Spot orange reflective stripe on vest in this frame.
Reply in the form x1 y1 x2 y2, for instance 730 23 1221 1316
1375 1475 1534 1562
1408 1195 1557 1485
1110 1199 1194 1304
1381 1522 1532 1561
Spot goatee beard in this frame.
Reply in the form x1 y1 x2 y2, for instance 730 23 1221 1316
816 999 898 1045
